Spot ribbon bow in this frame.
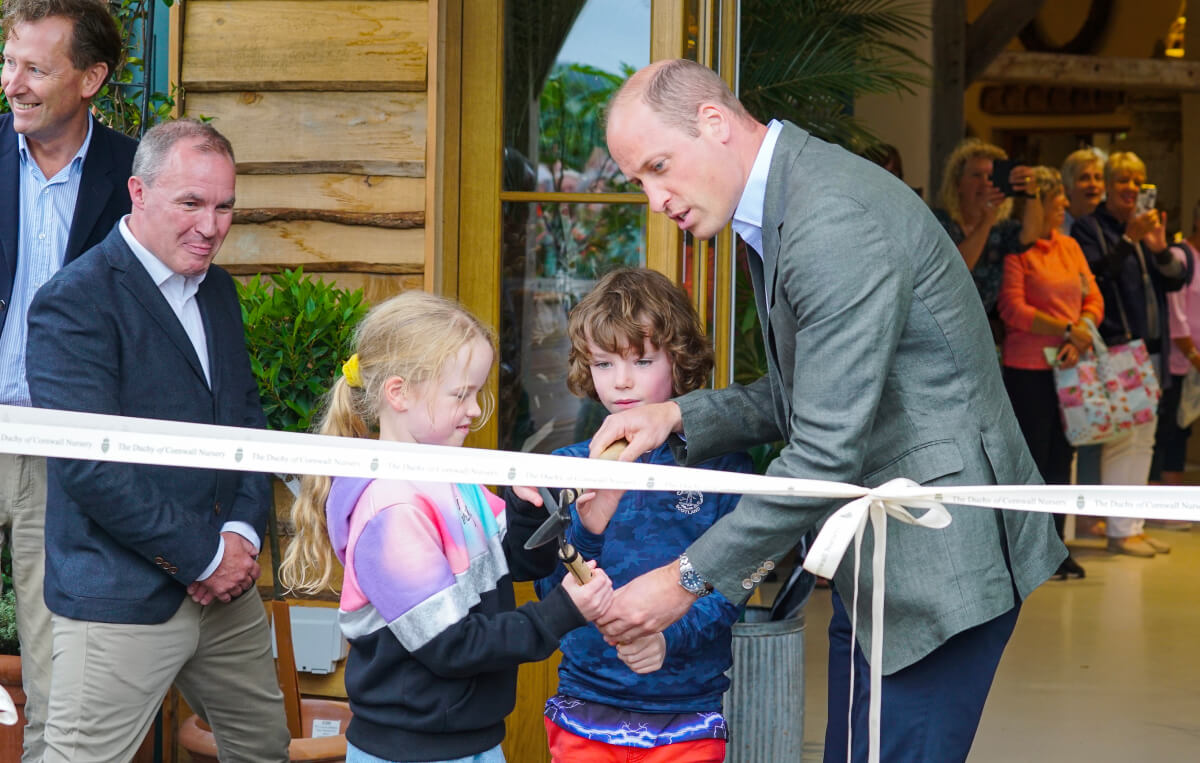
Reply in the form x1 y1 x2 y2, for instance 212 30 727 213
803 478 953 763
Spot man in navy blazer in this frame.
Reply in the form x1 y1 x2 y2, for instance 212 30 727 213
26 119 288 762
0 1 135 758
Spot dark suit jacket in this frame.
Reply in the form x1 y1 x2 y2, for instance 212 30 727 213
0 112 138 336
673 124 1065 674
26 226 271 624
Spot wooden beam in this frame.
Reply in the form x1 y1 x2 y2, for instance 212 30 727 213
232 209 424 228
186 91 426 177
234 174 425 215
930 0 966 194
982 51 1200 91
220 221 423 268
182 1 426 92
964 0 1046 85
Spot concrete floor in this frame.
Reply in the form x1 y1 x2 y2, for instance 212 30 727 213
799 524 1200 762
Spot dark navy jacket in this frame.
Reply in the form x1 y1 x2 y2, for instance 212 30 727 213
26 226 272 624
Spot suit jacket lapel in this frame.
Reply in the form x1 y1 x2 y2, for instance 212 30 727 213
107 233 211 388
65 117 121 263
0 121 18 287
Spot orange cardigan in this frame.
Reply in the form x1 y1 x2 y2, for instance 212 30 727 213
998 231 1104 370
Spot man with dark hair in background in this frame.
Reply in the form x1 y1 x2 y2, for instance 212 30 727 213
0 1 135 757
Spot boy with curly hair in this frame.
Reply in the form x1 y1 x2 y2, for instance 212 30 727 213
532 267 753 762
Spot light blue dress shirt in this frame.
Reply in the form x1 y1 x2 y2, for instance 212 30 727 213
0 119 93 405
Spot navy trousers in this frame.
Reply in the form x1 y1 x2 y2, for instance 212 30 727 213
822 592 1020 763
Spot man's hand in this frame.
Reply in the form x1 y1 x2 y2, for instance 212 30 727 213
186 532 260 606
589 402 683 461
597 561 696 643
617 632 667 674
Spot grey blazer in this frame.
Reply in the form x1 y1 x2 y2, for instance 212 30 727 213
674 123 1065 674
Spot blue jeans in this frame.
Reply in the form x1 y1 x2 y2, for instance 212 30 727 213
346 742 506 763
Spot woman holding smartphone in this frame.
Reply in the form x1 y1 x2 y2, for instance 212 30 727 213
1071 151 1185 557
933 139 1040 320
998 167 1103 579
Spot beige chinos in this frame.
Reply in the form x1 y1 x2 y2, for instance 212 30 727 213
0 453 51 762
44 589 289 763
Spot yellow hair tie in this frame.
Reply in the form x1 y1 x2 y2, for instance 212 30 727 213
342 354 362 388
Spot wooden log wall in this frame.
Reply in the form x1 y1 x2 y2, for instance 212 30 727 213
179 0 431 301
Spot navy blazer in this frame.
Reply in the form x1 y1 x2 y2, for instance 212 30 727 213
26 226 272 624
0 112 137 336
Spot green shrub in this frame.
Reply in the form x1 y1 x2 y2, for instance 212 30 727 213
0 589 17 656
238 269 369 433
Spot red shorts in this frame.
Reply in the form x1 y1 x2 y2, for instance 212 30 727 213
544 717 727 763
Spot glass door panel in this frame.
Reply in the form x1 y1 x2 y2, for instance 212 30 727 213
500 0 652 453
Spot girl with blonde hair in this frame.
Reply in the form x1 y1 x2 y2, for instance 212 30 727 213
280 290 613 763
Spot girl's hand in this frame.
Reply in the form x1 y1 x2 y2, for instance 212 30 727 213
575 489 623 535
616 633 667 674
1056 342 1081 369
561 560 613 622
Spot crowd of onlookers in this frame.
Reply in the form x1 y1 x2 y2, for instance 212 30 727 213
875 138 1200 578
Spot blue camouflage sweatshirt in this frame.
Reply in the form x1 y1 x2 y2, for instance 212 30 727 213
533 441 753 713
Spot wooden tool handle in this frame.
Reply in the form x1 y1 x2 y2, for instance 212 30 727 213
596 439 628 461
560 543 592 584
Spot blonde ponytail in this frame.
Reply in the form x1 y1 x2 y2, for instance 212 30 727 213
278 377 366 594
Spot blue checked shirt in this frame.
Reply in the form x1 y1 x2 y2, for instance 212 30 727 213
0 119 94 405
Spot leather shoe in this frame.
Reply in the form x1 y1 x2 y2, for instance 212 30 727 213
1139 534 1171 554
1054 555 1086 579
1107 536 1156 557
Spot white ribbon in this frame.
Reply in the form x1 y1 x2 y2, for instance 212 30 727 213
803 479 951 763
5 405 1200 753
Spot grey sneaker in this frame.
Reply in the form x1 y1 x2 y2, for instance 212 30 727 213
1107 536 1156 557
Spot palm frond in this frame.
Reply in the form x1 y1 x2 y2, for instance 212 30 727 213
740 0 929 153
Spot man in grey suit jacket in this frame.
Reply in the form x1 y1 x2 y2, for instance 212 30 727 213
1 2 135 758
26 119 288 762
593 59 1065 761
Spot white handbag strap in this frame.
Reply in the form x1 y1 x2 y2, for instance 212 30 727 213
1083 316 1109 355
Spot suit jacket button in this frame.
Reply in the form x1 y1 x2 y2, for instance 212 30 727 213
742 579 754 589
168 566 179 574
214 501 222 514
751 573 762 583
154 556 164 564
763 560 775 571
0 299 6 311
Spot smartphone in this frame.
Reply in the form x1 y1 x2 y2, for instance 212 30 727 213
990 159 1031 198
1135 184 1158 217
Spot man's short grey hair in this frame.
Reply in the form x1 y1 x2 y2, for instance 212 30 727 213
608 58 751 138
132 119 235 185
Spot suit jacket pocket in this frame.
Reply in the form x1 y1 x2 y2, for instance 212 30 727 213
862 439 964 488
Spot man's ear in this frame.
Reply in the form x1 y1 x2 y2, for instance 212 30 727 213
697 103 732 143
80 62 108 100
127 175 145 211
382 375 410 412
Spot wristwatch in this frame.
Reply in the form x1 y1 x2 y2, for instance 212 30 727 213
678 554 713 598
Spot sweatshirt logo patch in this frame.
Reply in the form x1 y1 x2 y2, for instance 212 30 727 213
675 490 702 515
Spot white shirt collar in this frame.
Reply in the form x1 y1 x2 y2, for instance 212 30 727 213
118 216 206 295
731 119 783 256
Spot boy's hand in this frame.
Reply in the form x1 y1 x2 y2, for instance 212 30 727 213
616 633 666 674
575 489 623 535
561 560 613 622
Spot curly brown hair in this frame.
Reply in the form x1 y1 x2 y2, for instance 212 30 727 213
566 268 713 402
